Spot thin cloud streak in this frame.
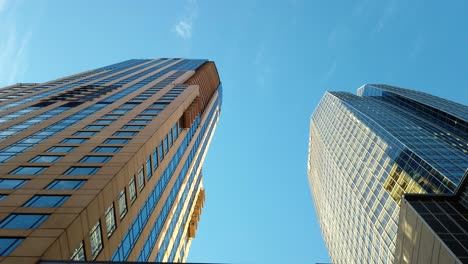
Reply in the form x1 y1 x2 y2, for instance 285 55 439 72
0 1 33 86
173 0 199 39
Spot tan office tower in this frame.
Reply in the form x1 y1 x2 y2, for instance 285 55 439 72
0 58 222 263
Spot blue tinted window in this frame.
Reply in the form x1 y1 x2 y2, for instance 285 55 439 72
46 180 86 190
104 138 130 144
85 125 106 130
47 146 76 153
129 119 150 124
152 149 158 170
93 146 122 153
0 238 23 256
10 166 47 175
80 156 112 163
30 155 63 162
121 125 145 130
0 180 27 189
111 109 130 114
113 131 138 136
74 131 97 136
23 195 69 207
0 195 7 201
164 135 169 154
0 214 48 229
61 138 88 144
94 119 114 124
158 142 164 162
102 114 121 119
136 115 156 119
143 109 161 114
146 157 152 180
65 167 100 175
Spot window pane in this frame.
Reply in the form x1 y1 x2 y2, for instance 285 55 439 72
46 180 86 190
164 135 169 154
0 238 24 256
0 179 27 189
47 146 76 153
79 156 112 163
30 155 63 163
10 166 47 175
65 167 100 175
152 149 158 170
143 109 161 114
92 146 122 153
129 119 150 124
24 195 69 207
137 167 145 191
84 125 106 130
146 157 152 180
105 204 116 237
121 125 145 130
113 131 138 136
103 138 130 144
158 142 164 162
89 221 103 259
61 138 88 144
73 131 96 136
94 119 114 124
0 214 49 229
129 178 137 204
118 190 127 219
70 241 85 261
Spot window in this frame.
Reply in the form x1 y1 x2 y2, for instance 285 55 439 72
0 214 49 229
73 131 97 136
129 119 151 124
10 166 47 175
158 142 164 162
137 167 145 191
118 190 127 219
152 149 158 170
0 195 7 201
164 135 169 154
122 125 145 130
94 119 114 124
120 103 139 109
61 138 88 144
113 131 138 136
84 125 106 130
151 103 167 108
79 156 112 163
111 109 130 114
143 109 161 114
30 155 63 163
70 241 85 261
23 195 69 207
0 238 23 256
92 146 122 153
102 114 121 119
105 204 116 237
65 166 100 175
89 221 103 260
136 115 156 119
46 180 86 190
103 138 130 144
145 157 152 180
129 178 137 204
47 146 76 153
169 130 173 147
0 179 27 189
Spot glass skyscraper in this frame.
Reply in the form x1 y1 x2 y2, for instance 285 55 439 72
0 58 222 263
308 84 467 263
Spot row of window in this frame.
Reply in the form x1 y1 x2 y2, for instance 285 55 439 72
72 121 182 261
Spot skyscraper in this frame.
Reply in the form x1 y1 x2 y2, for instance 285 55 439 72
0 58 222 263
308 84 467 263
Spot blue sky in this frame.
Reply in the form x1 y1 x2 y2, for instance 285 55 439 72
1 0 468 263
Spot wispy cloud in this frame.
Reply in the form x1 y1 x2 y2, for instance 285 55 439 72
375 0 397 33
409 34 424 60
173 0 199 40
0 2 33 86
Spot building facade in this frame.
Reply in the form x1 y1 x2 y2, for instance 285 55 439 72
308 84 467 263
394 170 468 264
0 58 222 263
